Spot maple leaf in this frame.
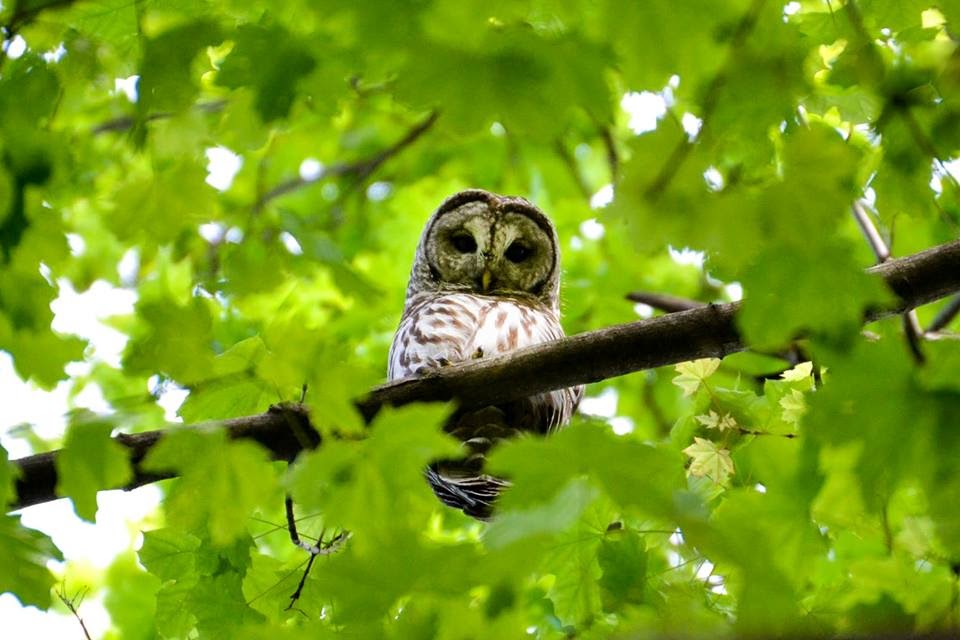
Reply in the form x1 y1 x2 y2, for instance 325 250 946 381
683 437 735 484
779 389 807 424
695 410 737 432
781 361 813 382
673 358 721 397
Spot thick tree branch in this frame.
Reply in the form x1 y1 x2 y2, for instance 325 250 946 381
10 238 960 511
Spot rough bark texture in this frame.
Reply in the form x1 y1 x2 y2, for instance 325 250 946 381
10 238 960 511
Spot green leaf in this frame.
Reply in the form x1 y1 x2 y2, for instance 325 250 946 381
488 420 685 517
738 241 890 347
139 528 201 582
0 442 17 509
289 403 459 545
0 515 61 608
139 19 223 113
123 297 215 385
55 413 134 521
217 24 316 121
178 336 273 422
484 478 600 549
807 336 935 510
598 527 648 612
103 552 162 640
143 431 280 546
110 161 218 244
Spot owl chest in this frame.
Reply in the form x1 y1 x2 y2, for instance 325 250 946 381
389 294 558 380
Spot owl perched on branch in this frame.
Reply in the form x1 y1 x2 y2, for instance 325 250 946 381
388 189 583 518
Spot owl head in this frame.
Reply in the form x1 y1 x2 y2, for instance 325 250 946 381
406 189 562 310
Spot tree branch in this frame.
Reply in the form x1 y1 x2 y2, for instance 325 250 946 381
10 238 960 511
253 111 438 211
624 291 706 313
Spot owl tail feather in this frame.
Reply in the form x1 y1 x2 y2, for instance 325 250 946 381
425 465 511 520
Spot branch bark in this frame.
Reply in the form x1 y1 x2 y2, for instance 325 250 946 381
10 238 960 511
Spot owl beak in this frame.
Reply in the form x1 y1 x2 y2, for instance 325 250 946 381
481 269 493 291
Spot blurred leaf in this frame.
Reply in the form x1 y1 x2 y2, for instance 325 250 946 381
139 19 223 113
488 420 685 517
289 403 459 545
0 444 14 509
103 552 161 640
598 527 648 612
178 336 273 421
55 413 134 521
143 430 280 545
217 24 316 121
0 515 61 609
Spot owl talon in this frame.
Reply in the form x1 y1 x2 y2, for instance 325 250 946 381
472 347 484 359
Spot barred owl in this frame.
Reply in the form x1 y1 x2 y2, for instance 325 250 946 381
388 189 583 519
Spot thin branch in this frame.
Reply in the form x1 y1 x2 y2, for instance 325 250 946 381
851 200 925 363
91 100 228 135
929 294 960 332
625 291 705 314
9 238 960 511
254 111 438 211
599 123 619 184
851 200 890 262
553 139 592 201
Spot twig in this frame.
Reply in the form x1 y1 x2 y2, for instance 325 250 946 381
9 238 960 511
254 111 438 211
553 139 592 201
625 291 705 314
734 427 797 438
599 123 619 184
91 100 227 135
928 294 960 332
56 584 92 640
851 200 925 363
851 200 890 262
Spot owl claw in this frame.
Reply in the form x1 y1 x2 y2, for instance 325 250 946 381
472 347 484 359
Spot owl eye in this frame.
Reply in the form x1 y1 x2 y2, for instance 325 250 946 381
505 241 532 263
451 232 477 254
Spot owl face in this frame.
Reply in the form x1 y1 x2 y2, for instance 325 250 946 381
417 190 559 300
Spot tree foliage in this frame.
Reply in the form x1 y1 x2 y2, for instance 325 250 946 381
2 0 960 637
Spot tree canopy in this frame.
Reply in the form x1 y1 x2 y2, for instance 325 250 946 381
2 0 960 637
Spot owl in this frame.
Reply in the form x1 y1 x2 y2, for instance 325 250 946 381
388 189 583 519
